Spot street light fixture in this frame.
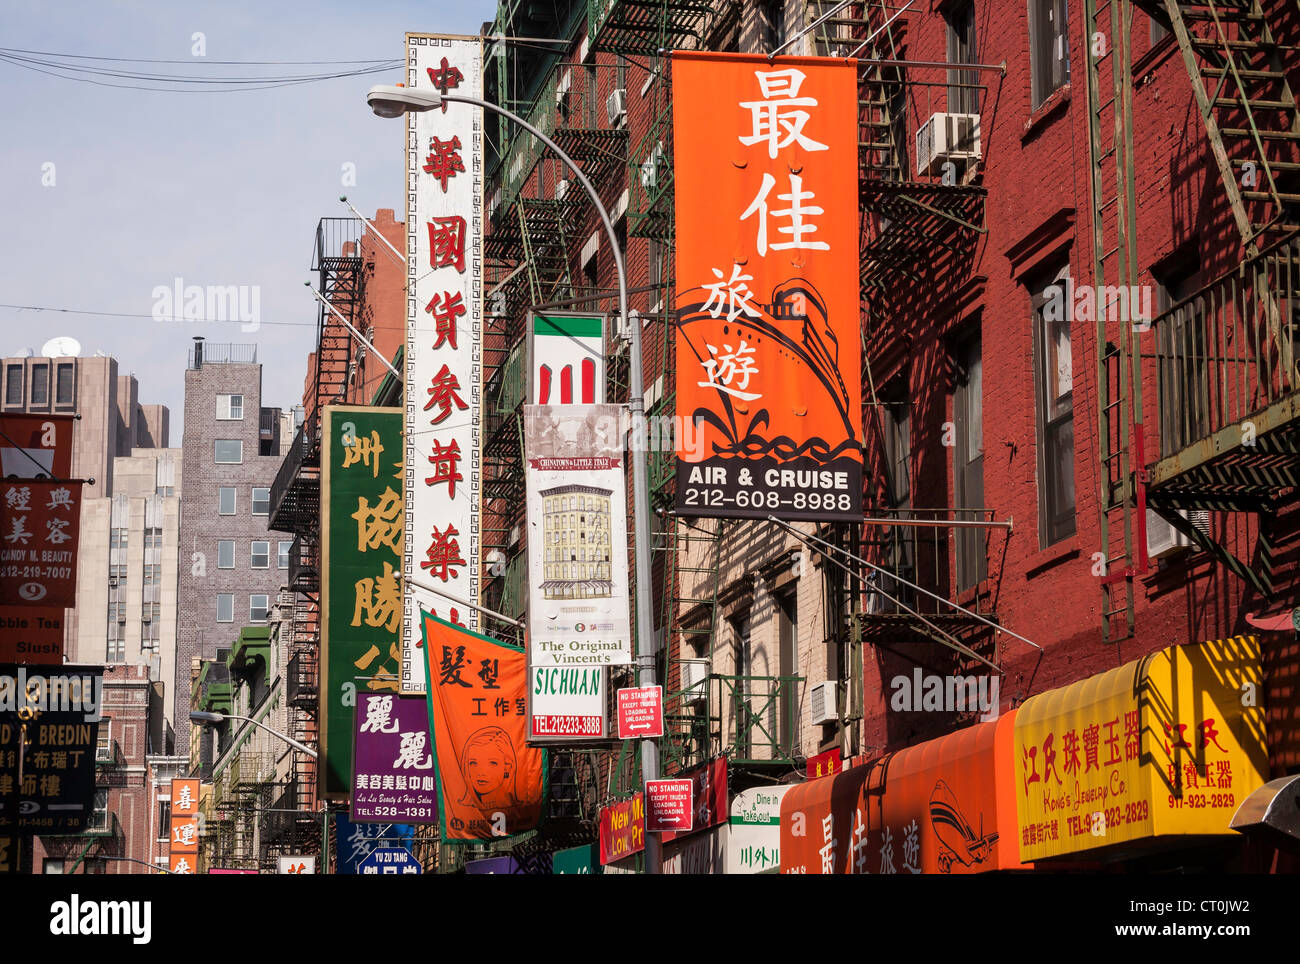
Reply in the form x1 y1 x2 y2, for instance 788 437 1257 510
368 80 663 873
188 711 318 759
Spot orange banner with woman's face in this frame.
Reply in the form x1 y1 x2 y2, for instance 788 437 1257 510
421 612 546 840
672 51 862 522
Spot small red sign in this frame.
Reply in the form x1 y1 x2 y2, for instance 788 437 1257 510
616 685 664 739
806 748 844 780
645 779 693 833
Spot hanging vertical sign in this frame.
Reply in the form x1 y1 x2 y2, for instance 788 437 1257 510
403 33 485 693
523 404 632 668
321 406 403 799
672 52 863 522
168 777 200 874
420 611 546 840
528 311 605 405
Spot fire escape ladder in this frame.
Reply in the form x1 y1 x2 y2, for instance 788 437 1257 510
1084 0 1144 643
1159 0 1300 252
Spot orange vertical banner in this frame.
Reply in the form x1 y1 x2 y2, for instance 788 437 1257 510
420 611 546 840
672 52 862 521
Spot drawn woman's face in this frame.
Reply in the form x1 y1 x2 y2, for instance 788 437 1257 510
465 743 509 796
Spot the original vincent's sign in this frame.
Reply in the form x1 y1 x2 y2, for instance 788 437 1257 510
403 33 484 693
672 52 862 522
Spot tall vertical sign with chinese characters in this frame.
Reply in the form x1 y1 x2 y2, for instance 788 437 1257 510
403 34 485 694
168 777 200 875
672 53 862 521
420 611 545 841
321 406 403 799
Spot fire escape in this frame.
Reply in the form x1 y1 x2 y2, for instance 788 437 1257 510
1089 0 1300 640
265 217 363 862
800 4 1003 713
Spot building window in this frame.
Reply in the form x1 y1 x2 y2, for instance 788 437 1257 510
217 594 234 623
55 363 74 405
251 487 270 516
109 564 127 584
30 365 49 406
96 722 112 761
158 800 171 841
156 485 175 497
1156 265 1208 456
278 540 293 570
251 541 270 569
1029 0 1070 109
218 540 235 569
141 602 160 648
218 486 237 515
954 336 987 590
143 563 161 585
88 789 109 831
42 859 64 874
144 526 163 548
250 594 269 623
217 394 244 420
4 365 22 406
110 527 128 549
1150 13 1170 45
107 602 126 661
1032 267 1077 546
214 440 243 464
947 1 979 114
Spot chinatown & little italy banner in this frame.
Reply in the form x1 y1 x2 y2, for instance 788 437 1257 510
420 610 546 840
320 406 403 799
403 33 485 694
672 52 863 522
523 403 632 670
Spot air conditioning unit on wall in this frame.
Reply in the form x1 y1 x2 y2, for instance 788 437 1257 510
809 680 838 726
606 88 627 127
915 112 982 176
1146 508 1209 560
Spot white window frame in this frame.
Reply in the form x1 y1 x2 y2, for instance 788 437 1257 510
250 594 269 623
218 487 237 515
216 393 244 420
217 593 235 623
278 540 293 570
217 540 235 569
251 541 270 569
251 487 270 516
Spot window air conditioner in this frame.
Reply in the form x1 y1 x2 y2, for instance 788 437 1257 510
639 141 665 192
809 680 839 726
555 178 570 201
1146 508 1209 560
606 88 627 127
915 112 982 177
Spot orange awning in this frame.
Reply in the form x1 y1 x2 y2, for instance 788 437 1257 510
781 710 1023 874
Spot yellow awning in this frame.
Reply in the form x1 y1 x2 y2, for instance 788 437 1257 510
1014 636 1268 862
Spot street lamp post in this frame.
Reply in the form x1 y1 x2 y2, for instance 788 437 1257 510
368 83 663 873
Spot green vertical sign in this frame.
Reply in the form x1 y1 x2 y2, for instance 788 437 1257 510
321 406 403 798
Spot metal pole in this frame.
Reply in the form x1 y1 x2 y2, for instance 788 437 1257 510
442 92 661 873
305 283 402 380
222 714 318 759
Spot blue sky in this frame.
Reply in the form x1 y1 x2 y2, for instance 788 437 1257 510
0 0 498 432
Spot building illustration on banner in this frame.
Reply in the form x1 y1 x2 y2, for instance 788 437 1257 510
539 484 613 600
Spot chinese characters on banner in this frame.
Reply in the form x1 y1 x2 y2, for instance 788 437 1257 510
168 777 200 875
320 406 404 798
404 34 484 693
420 611 545 840
672 53 862 521
1013 636 1267 862
1 479 82 664
351 693 439 823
